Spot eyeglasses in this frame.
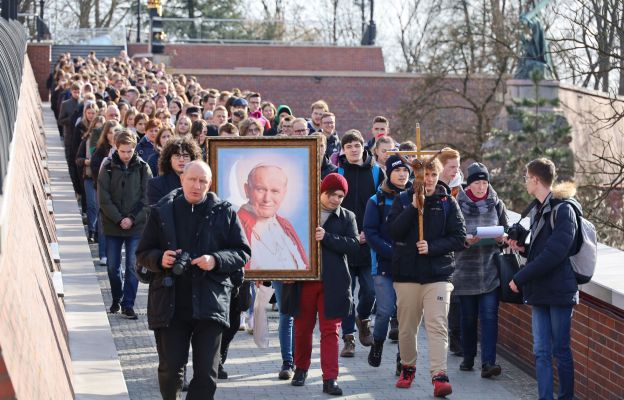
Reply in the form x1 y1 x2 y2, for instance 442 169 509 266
523 175 532 182
172 153 191 160
293 129 308 134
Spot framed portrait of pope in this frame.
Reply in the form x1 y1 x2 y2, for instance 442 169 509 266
208 136 321 280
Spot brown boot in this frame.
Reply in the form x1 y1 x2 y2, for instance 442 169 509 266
356 318 374 347
340 334 355 357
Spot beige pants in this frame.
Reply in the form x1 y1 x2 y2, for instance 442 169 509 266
394 281 453 376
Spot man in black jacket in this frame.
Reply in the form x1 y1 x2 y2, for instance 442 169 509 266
136 161 251 400
336 130 385 356
387 158 466 397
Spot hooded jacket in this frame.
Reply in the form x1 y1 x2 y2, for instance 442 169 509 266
388 182 467 283
513 183 579 306
337 149 386 266
136 189 251 330
98 151 152 236
363 180 412 276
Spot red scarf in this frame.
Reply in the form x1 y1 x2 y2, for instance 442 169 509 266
465 188 488 202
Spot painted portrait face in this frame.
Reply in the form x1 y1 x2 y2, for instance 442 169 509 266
244 166 288 219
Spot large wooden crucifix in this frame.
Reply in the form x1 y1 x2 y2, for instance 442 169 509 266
387 123 442 241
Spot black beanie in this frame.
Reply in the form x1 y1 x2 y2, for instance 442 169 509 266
385 155 411 177
466 162 489 185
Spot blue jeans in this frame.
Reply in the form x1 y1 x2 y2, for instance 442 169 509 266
106 235 140 309
459 289 499 364
83 178 98 234
272 281 294 364
532 305 575 400
372 274 396 341
342 264 375 337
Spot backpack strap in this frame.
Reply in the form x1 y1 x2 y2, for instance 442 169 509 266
372 163 381 189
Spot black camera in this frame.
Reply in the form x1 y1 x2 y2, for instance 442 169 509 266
507 223 530 245
172 251 192 276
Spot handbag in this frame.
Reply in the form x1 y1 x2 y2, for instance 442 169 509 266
493 251 524 304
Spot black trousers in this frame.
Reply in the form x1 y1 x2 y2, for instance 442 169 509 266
154 318 223 400
220 292 242 364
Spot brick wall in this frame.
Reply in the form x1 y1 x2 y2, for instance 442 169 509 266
127 43 385 72
0 57 73 400
26 42 51 101
498 293 624 400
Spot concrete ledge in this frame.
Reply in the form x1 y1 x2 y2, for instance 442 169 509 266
43 104 129 399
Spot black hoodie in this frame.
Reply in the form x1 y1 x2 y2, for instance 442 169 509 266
337 149 386 266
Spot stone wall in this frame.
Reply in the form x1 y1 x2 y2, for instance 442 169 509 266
0 56 73 400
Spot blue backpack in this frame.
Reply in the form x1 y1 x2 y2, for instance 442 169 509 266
337 163 382 190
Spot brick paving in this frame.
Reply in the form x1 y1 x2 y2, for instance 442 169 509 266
88 237 537 400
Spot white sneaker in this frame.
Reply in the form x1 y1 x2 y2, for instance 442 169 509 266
246 315 254 335
100 257 108 265
239 313 247 331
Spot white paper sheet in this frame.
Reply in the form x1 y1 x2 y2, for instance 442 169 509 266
466 226 505 239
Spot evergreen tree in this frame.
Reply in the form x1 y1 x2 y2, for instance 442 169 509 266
485 70 575 211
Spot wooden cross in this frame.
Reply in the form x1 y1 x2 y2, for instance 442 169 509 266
387 123 443 241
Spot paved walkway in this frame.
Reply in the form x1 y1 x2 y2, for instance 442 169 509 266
90 242 537 400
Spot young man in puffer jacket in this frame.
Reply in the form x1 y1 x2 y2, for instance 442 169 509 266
387 157 466 397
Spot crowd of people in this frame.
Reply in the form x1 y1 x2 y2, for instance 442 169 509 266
51 51 579 400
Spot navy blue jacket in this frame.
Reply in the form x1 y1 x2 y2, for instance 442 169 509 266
363 185 398 276
388 183 466 284
147 172 181 206
136 136 156 166
513 191 579 306
147 152 160 177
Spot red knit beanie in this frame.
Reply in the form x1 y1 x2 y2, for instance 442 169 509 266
320 173 349 196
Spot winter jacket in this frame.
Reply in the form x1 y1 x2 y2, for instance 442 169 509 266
388 183 467 284
325 132 341 159
321 155 337 179
97 151 152 236
453 186 509 296
147 172 181 206
337 150 385 267
513 184 579 306
136 190 251 330
363 182 411 276
90 144 112 186
136 136 156 164
281 206 359 319
58 97 79 136
147 151 160 177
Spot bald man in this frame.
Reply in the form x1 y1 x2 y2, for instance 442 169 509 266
237 164 309 270
136 160 251 400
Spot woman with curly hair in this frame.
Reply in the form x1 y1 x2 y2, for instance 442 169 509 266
146 136 202 205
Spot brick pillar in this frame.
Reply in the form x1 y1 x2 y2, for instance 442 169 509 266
26 42 51 101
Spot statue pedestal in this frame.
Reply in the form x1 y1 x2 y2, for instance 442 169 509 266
506 79 561 111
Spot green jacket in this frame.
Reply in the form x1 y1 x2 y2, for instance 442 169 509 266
98 151 152 236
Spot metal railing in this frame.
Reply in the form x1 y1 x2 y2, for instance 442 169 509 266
0 17 27 193
127 17 331 46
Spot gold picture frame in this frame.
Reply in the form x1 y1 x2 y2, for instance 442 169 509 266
208 136 321 280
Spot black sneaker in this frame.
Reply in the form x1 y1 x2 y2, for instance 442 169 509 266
121 307 138 320
322 379 343 395
278 362 294 380
218 363 228 379
481 363 501 378
368 339 384 367
291 368 307 386
109 302 120 314
388 318 399 342
460 358 474 371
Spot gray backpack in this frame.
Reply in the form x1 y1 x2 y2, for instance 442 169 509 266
550 200 597 284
